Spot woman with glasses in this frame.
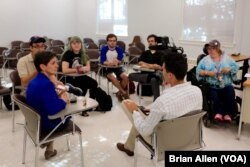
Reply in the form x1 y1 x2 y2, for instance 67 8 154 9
196 40 239 122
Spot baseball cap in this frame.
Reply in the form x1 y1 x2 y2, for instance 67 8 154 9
29 36 46 46
208 40 220 49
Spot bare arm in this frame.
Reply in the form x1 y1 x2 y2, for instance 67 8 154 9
138 61 162 70
62 61 77 74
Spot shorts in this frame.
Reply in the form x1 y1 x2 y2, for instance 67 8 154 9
101 67 125 79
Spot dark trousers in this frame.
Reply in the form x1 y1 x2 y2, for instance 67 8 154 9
129 72 162 101
209 85 235 116
66 75 98 98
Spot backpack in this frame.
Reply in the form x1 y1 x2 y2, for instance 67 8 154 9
125 80 135 94
136 84 153 96
3 94 19 111
90 87 112 112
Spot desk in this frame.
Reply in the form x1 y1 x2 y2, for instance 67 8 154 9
57 72 90 82
237 79 250 139
231 54 250 90
48 97 98 120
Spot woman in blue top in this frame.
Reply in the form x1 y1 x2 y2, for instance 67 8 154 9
27 51 69 160
196 40 239 122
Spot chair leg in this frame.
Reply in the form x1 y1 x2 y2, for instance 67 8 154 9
134 137 138 167
79 134 84 167
66 135 70 151
139 83 142 105
0 96 2 109
22 130 27 164
35 145 39 167
12 94 15 132
107 79 110 95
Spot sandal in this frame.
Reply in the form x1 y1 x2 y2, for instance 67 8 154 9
45 149 57 160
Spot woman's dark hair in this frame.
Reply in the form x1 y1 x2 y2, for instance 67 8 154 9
163 53 187 80
106 33 117 41
34 51 57 72
203 43 209 55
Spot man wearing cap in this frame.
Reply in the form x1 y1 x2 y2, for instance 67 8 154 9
17 36 82 96
196 39 239 122
17 36 47 87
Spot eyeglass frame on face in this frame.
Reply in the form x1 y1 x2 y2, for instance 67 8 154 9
207 46 217 50
31 44 46 49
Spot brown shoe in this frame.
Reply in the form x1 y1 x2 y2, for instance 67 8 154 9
116 143 134 156
116 92 124 102
122 93 129 100
45 149 57 160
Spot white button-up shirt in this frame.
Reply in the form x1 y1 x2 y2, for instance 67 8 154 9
132 82 203 136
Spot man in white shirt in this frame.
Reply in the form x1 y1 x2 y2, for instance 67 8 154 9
117 53 203 156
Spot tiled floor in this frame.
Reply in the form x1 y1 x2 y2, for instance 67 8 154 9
1 70 250 167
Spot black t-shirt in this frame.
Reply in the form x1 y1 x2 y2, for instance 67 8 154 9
62 50 89 68
138 50 163 66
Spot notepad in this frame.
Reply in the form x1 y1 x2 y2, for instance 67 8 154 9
244 73 250 78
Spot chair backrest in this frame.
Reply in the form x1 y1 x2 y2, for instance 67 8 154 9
98 39 107 49
86 49 100 73
51 39 65 48
83 38 94 44
11 40 23 50
117 40 126 51
135 42 145 52
3 48 20 58
9 70 21 87
49 46 64 59
13 94 40 143
0 47 8 55
20 42 31 52
128 46 143 56
87 43 99 49
154 110 205 161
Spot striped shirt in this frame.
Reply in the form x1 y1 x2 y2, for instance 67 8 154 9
132 82 202 136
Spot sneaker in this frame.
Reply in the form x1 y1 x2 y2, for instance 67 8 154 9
65 83 83 96
214 113 223 122
223 115 232 123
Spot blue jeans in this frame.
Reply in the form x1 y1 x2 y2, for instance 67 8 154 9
209 85 235 116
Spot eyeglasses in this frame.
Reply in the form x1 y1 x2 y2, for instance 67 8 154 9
32 44 46 49
207 46 215 50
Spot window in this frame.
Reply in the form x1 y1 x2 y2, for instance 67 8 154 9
96 0 128 36
182 0 236 44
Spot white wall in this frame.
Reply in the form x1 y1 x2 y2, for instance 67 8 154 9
1 0 250 59
76 0 250 59
0 0 77 47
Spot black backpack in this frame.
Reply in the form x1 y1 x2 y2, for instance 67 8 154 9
136 84 153 96
90 87 112 112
